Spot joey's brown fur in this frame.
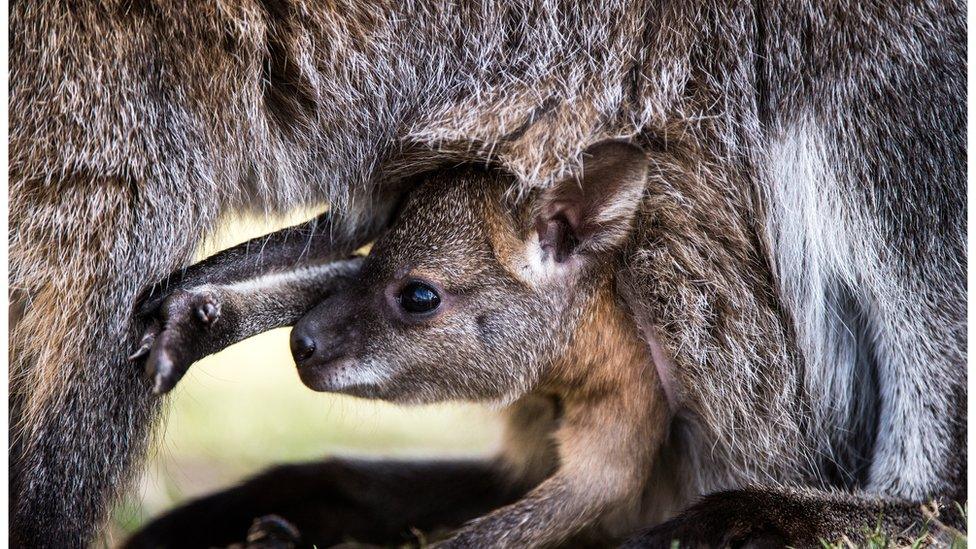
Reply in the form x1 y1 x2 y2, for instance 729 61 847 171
130 149 671 547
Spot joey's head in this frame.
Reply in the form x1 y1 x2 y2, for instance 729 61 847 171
291 141 649 404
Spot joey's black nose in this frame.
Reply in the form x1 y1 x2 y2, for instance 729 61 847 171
291 334 317 364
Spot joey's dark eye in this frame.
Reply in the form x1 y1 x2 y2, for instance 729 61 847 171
397 281 441 314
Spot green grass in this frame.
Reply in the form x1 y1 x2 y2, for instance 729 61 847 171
819 504 968 549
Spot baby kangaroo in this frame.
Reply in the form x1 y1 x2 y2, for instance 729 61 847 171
132 142 669 547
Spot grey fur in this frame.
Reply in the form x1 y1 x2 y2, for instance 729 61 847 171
9 1 965 546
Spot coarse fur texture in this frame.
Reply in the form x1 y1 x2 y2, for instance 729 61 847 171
130 156 669 547
9 0 965 546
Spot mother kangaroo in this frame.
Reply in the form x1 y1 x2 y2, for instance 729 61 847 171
9 1 965 546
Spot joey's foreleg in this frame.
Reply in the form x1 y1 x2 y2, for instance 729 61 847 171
136 202 392 317
131 257 364 393
441 393 668 548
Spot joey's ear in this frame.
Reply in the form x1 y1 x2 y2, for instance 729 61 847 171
535 140 648 263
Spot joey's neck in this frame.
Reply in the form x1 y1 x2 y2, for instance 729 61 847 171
547 283 656 398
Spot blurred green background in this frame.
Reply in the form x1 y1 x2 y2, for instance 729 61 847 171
105 212 501 547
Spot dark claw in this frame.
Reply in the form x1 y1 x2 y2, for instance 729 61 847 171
245 515 301 549
144 326 190 396
127 341 152 362
129 319 162 362
150 353 177 395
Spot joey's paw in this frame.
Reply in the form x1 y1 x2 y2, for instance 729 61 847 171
130 289 224 395
241 515 301 549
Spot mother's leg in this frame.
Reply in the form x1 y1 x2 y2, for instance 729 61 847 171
9 171 214 547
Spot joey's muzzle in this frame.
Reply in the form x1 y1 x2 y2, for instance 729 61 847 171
289 294 366 392
290 299 356 366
